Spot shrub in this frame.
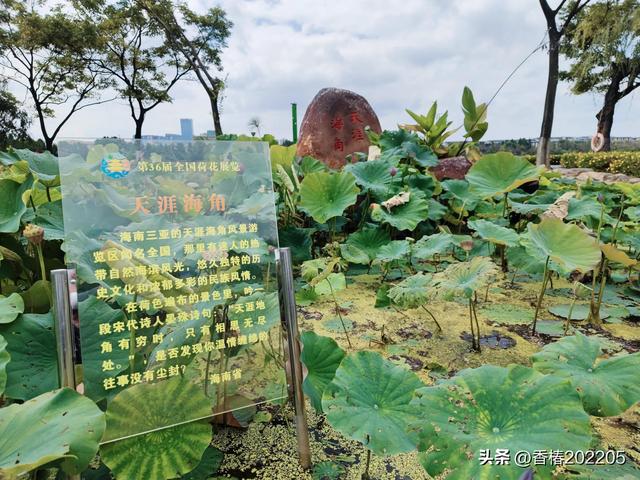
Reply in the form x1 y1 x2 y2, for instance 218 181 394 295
558 151 640 176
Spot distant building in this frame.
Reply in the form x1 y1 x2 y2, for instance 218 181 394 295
180 119 194 140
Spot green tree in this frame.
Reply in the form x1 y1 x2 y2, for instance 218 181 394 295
536 0 592 166
137 0 232 136
561 0 640 151
0 0 112 152
0 80 32 149
75 0 191 139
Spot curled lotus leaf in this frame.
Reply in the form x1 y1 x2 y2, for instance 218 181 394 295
466 152 543 199
370 190 429 231
300 332 346 413
531 332 640 416
433 256 499 300
344 159 394 200
522 218 601 273
0 388 105 478
387 272 434 309
322 351 423 456
409 364 592 479
601 243 637 267
0 293 24 324
299 171 360 223
468 219 519 246
100 378 212 480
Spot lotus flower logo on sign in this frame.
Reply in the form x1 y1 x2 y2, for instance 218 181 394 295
100 153 131 179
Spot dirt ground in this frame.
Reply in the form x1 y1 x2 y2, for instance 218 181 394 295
212 273 640 479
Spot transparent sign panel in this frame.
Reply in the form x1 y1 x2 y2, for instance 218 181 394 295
58 140 286 441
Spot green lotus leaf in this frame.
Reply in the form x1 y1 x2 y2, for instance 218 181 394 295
299 171 360 223
100 378 212 480
510 201 553 215
370 190 429 231
379 129 420 150
322 351 423 456
181 446 223 480
0 293 24 324
507 246 546 275
270 144 297 173
548 304 611 321
412 233 455 259
13 148 60 186
375 240 411 263
427 198 447 221
0 178 32 233
410 364 592 479
531 332 640 416
567 197 607 222
481 304 534 325
401 141 439 167
468 219 519 246
78 297 131 401
562 461 640 479
466 152 543 199
279 227 314 264
340 228 390 265
522 218 601 273
441 179 480 212
405 173 440 198
34 200 64 240
19 280 52 314
0 388 105 477
301 257 328 282
299 156 328 176
300 332 346 413
537 319 574 337
387 273 434 309
311 461 345 480
314 273 346 296
0 312 58 400
322 317 353 333
433 257 499 300
344 159 394 200
296 286 319 306
0 335 8 396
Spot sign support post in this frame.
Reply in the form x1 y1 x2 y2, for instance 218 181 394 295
276 247 311 469
291 103 298 144
51 269 81 480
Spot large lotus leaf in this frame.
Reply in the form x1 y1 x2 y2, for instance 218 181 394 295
410 364 592 479
19 280 52 313
0 388 105 477
0 335 8 396
181 446 223 480
375 240 411 263
344 159 394 200
531 332 640 416
481 304 534 325
412 233 455 259
370 190 429 231
14 148 60 186
0 178 31 233
468 219 519 247
340 228 390 265
387 273 434 309
405 173 440 198
0 312 58 400
566 197 607 222
279 227 314 264
298 156 328 176
523 218 601 273
300 331 346 413
507 245 546 275
34 200 64 240
433 256 499 300
548 304 611 321
401 141 438 167
78 297 131 401
0 293 24 324
441 179 480 211
314 273 346 296
563 461 640 479
466 153 543 199
322 351 423 456
100 378 212 480
299 171 360 223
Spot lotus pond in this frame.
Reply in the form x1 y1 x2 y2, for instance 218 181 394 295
1 99 640 479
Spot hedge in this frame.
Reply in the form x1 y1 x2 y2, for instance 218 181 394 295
521 151 640 176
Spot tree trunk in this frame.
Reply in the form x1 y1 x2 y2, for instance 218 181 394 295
594 75 622 152
134 114 145 140
536 32 560 166
44 137 54 153
210 93 222 136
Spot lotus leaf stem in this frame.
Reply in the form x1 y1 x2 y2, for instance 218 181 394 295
420 304 442 332
329 281 352 348
532 256 551 334
35 244 46 282
563 296 578 335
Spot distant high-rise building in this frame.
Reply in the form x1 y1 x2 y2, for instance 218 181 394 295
180 118 194 140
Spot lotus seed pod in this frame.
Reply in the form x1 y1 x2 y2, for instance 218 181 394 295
23 224 44 246
389 167 398 177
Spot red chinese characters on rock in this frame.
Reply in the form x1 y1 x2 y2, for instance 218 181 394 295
296 87 382 169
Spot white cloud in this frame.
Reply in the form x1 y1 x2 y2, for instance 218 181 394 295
22 0 639 142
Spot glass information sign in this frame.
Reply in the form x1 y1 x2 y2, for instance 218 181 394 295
58 140 286 441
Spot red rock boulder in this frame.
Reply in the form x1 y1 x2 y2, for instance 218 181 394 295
429 156 472 181
296 88 382 169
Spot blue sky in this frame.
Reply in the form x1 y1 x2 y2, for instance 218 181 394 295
28 0 640 141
